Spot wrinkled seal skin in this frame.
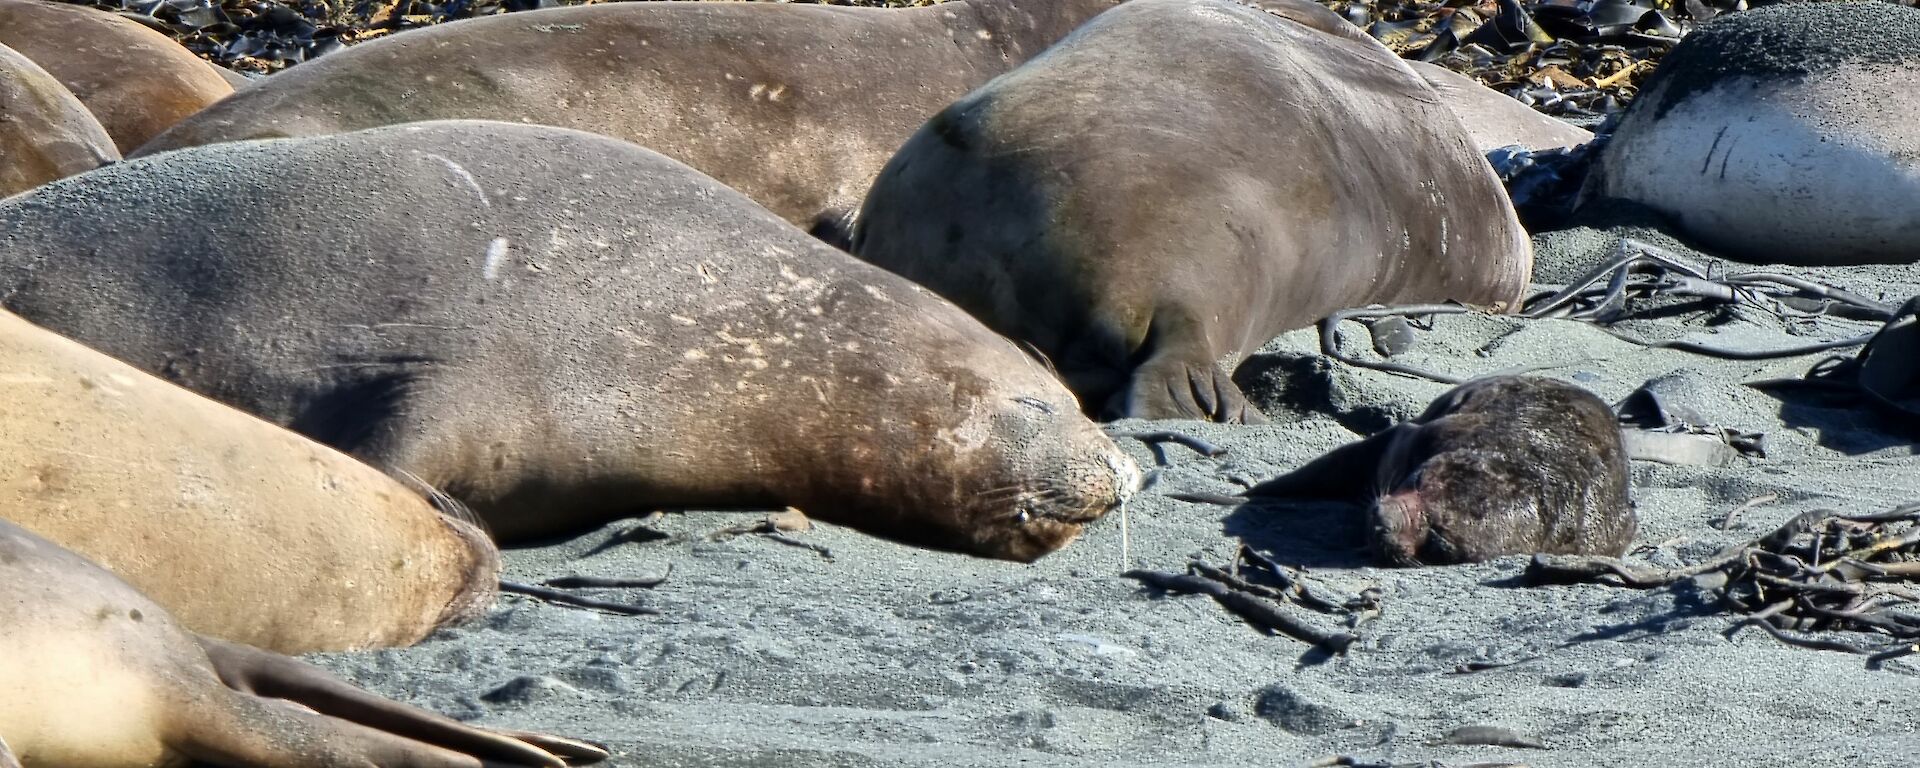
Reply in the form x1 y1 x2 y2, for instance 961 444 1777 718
1249 376 1635 566
0 518 608 768
131 0 1123 234
1405 60 1593 153
1583 1 1920 266
0 42 118 199
0 120 1140 563
0 0 234 153
850 0 1532 423
0 308 497 655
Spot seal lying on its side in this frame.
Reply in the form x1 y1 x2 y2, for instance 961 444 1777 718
0 120 1140 563
1248 376 1636 566
0 0 234 152
1583 1 1920 266
850 0 1532 423
1405 60 1593 153
130 0 1122 234
0 308 498 655
0 42 117 198
0 518 606 768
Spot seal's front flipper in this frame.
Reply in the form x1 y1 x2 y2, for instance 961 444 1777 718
195 634 606 766
0 736 20 768
1245 424 1412 500
1118 354 1268 424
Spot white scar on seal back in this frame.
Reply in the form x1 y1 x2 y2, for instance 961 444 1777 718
423 153 489 208
483 238 509 280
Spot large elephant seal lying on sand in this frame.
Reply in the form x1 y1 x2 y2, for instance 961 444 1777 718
131 0 1122 234
1249 376 1635 566
1583 1 1920 266
0 518 607 768
0 0 234 152
850 0 1532 423
0 42 118 198
0 308 497 655
0 120 1140 563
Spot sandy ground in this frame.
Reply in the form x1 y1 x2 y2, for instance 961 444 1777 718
307 208 1920 767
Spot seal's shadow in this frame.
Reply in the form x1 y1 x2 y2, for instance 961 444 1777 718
1220 497 1372 569
1756 385 1919 457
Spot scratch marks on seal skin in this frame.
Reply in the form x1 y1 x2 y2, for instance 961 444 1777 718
483 237 510 280
424 153 490 208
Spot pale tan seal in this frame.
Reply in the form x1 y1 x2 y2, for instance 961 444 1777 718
130 0 1123 235
1405 60 1593 153
850 0 1533 422
0 120 1141 563
0 0 234 152
0 308 498 655
1582 1 1920 266
0 517 607 768
1249 376 1636 566
0 41 117 199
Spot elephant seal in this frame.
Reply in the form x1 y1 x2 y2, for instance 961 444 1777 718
0 517 607 768
1406 60 1593 153
0 308 498 655
129 0 1123 234
1583 1 1920 266
1248 376 1635 566
0 42 118 198
0 120 1140 563
849 0 1532 423
0 0 234 152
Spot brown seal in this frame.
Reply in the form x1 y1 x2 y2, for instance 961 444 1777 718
129 0 1123 235
0 42 118 198
0 517 607 768
1248 376 1636 566
0 0 234 152
0 119 1141 563
1405 60 1593 153
0 307 498 655
848 0 1532 423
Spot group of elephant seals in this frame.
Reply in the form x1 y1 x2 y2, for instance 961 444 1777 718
0 517 606 768
131 0 1123 235
850 0 1533 423
0 42 117 198
0 0 234 152
0 119 1141 563
1249 376 1635 566
1584 1 1920 266
1405 60 1593 153
0 308 497 655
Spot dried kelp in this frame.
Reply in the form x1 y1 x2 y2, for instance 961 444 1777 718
1124 547 1380 653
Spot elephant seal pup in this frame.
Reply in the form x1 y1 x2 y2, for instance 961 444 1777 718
850 0 1532 423
0 0 234 153
1405 60 1593 153
0 120 1140 563
0 518 606 768
1248 377 1635 566
0 42 118 198
1584 1 1920 266
131 0 1123 234
0 308 498 655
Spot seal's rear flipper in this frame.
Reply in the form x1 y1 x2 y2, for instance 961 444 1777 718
193 634 607 766
1245 424 1411 500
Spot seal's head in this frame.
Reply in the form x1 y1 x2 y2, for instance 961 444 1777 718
1367 445 1540 567
956 387 1143 562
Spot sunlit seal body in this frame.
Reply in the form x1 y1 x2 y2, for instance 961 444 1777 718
0 518 607 768
131 0 1122 234
1584 1 1920 266
0 308 497 655
1405 60 1593 153
850 0 1532 423
1249 376 1635 566
0 0 234 152
0 120 1140 563
0 42 117 198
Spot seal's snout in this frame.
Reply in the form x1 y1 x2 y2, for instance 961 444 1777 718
1368 488 1429 567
